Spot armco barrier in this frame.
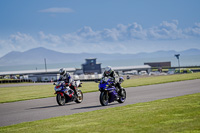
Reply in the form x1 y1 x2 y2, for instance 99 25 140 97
0 79 32 84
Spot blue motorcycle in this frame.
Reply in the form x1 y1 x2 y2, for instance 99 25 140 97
99 77 126 106
54 81 83 106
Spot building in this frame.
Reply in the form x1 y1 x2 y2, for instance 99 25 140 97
111 65 151 74
144 62 171 68
82 58 101 74
0 68 76 82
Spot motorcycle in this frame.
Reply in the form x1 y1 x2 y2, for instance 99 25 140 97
99 77 126 106
54 80 83 106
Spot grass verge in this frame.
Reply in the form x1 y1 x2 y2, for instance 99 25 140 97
0 72 200 103
0 93 200 132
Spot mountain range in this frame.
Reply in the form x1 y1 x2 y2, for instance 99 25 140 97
0 47 200 66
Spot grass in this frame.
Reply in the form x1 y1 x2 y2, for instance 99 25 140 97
122 72 200 88
0 82 99 103
0 72 200 103
0 93 200 132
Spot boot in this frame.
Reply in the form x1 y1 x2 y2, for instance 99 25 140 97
115 94 119 100
119 87 123 96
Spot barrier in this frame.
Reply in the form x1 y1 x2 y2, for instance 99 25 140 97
0 79 32 84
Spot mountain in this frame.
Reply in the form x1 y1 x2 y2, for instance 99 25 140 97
0 47 200 66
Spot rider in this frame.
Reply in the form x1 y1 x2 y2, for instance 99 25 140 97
58 68 77 96
102 66 123 96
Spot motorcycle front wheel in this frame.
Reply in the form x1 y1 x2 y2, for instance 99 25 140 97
75 89 83 103
56 93 66 106
118 89 126 103
100 91 109 106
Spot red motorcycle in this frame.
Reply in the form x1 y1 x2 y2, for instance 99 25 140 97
54 80 83 106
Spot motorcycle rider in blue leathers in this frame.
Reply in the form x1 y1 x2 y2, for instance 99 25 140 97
58 68 77 96
102 66 123 98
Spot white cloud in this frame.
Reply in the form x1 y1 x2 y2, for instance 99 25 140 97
76 26 101 42
0 32 39 56
0 20 200 57
126 23 147 39
100 28 120 41
10 32 35 43
9 32 38 50
39 7 73 13
147 20 186 40
184 22 200 37
39 31 61 44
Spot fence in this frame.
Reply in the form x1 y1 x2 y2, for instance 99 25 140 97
0 79 32 84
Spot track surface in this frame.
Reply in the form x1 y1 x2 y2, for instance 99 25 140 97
0 83 52 88
0 79 200 127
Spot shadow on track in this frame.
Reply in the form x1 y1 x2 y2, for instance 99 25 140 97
72 103 119 110
27 103 77 110
72 105 102 110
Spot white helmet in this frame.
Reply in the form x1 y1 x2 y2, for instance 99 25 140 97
65 72 70 77
59 68 66 75
105 66 112 76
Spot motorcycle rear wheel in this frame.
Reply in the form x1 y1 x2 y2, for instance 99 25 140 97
100 91 109 106
75 89 83 103
56 93 66 106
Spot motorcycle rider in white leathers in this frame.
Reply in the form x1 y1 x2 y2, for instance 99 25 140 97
58 68 77 96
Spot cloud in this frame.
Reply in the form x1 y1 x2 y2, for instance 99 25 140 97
1 20 200 57
73 21 200 42
39 7 73 13
147 20 186 40
39 31 61 44
70 20 188 41
10 32 35 43
9 32 38 50
0 32 39 56
184 22 200 37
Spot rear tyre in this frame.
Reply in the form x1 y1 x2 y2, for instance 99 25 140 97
56 93 66 106
100 91 109 106
118 89 126 103
75 89 83 103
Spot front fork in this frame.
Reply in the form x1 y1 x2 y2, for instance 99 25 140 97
55 92 64 96
105 91 109 101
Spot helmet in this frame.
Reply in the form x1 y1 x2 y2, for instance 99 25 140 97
59 68 66 75
66 72 70 78
105 66 112 76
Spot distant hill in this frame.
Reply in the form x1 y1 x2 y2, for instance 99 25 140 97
0 47 200 66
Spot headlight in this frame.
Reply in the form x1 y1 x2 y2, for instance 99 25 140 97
55 87 61 91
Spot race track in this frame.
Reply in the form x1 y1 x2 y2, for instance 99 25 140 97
0 79 200 127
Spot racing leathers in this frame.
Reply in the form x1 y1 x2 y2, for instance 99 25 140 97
58 73 77 96
102 70 122 95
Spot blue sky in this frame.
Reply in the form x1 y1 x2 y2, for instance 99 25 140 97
0 0 200 57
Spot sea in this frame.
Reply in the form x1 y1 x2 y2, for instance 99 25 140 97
0 55 200 72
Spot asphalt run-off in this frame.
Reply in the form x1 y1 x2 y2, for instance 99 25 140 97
0 79 200 127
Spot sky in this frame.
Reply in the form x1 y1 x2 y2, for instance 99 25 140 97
0 0 200 57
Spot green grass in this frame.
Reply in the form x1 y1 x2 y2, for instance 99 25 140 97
1 93 200 133
0 82 99 103
122 72 200 88
0 72 200 103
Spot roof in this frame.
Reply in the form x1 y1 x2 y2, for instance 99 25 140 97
0 68 76 76
85 58 97 60
111 65 151 71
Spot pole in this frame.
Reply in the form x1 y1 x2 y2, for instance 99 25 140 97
174 54 180 73
178 58 180 72
44 58 47 72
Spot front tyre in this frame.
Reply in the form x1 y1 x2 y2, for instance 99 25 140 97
118 89 126 103
56 93 66 106
100 91 109 106
75 89 83 103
